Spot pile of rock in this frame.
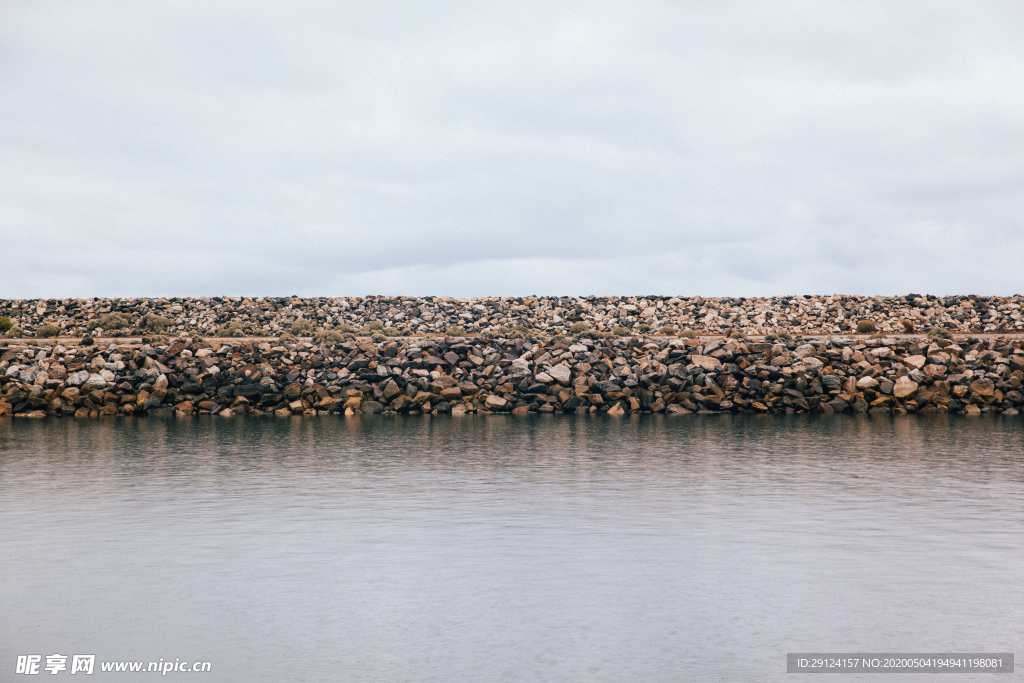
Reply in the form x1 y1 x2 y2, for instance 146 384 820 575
3 333 1022 418
2 293 1022 339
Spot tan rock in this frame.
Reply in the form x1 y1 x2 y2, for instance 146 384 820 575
856 376 879 389
903 355 927 370
970 378 995 397
893 376 918 398
484 394 508 410
691 355 720 371
606 403 626 415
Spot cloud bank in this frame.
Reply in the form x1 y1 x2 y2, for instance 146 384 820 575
1 0 1022 297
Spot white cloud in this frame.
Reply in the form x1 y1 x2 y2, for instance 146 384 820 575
1 0 1022 297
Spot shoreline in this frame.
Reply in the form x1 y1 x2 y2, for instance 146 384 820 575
3 331 1022 419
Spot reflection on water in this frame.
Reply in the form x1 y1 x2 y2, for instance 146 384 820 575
1 415 1022 682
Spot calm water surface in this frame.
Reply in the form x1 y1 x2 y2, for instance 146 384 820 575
1 415 1022 682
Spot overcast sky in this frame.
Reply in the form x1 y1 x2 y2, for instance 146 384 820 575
1 0 1022 298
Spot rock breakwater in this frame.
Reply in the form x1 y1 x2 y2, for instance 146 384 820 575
2 294 1023 339
3 333 1022 418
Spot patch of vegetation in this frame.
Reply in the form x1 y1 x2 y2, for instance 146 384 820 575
278 333 298 343
35 323 60 338
216 321 246 337
91 312 133 332
678 330 697 339
371 332 387 343
290 319 314 336
611 326 630 337
927 327 952 340
659 326 676 336
8 326 23 338
0 316 11 333
899 319 915 333
334 323 356 334
569 322 589 335
728 330 746 339
140 313 170 332
382 327 401 337
445 326 465 337
313 328 345 344
856 319 876 333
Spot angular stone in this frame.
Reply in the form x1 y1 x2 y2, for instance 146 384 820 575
691 355 720 371
856 376 879 389
893 376 918 398
440 386 463 401
970 378 995 397
543 365 569 385
484 394 508 410
903 355 927 370
606 403 626 416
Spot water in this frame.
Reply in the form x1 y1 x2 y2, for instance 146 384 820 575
2 415 1022 682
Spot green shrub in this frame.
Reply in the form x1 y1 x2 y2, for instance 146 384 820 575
334 323 355 333
383 327 401 337
313 328 345 344
927 327 952 340
371 332 387 343
91 312 133 331
445 326 465 336
776 331 793 341
636 323 651 333
569 321 589 335
611 326 630 337
291 319 314 335
278 333 297 343
678 330 697 339
217 321 245 337
140 313 170 332
0 316 11 333
728 330 746 339
659 326 676 336
856 319 876 333
764 333 778 341
8 326 23 338
35 323 60 338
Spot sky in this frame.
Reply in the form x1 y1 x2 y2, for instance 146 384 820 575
1 0 1022 298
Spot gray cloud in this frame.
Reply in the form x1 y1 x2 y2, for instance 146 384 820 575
2 0 1022 297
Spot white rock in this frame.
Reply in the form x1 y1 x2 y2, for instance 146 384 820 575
67 370 89 386
547 364 572 385
99 369 116 382
153 374 168 392
534 372 553 383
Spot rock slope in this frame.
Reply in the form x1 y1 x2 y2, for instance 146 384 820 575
3 334 1022 418
2 294 1023 339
